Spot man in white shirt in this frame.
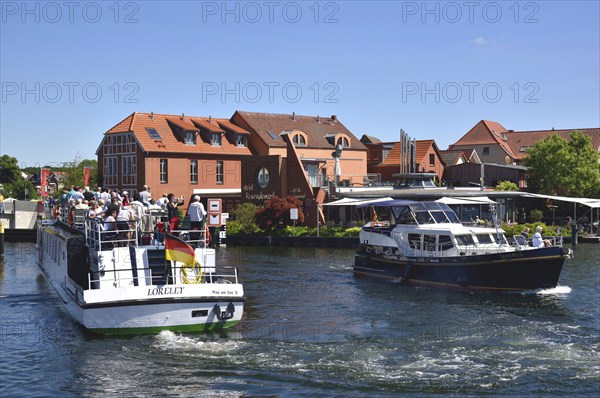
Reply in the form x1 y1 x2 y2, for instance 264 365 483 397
188 195 207 242
139 185 151 207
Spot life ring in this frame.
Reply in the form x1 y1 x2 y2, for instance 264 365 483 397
205 225 211 245
181 261 203 284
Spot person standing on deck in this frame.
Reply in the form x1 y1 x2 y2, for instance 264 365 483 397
139 185 151 207
166 193 184 232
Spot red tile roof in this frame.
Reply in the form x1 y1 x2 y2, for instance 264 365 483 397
102 112 252 156
506 128 600 159
234 111 367 150
439 150 466 165
450 120 517 158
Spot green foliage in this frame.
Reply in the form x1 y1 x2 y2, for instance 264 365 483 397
61 155 98 189
255 195 304 231
226 219 261 235
529 209 543 222
0 155 21 184
525 131 600 197
232 202 259 224
3 179 37 200
495 180 519 191
502 223 570 238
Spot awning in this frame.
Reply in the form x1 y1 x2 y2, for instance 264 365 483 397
522 193 600 208
435 196 497 205
322 197 393 206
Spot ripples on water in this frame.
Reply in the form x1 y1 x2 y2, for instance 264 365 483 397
1 243 598 397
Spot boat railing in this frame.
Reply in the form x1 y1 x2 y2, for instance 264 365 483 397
83 218 209 251
393 241 513 258
87 264 239 289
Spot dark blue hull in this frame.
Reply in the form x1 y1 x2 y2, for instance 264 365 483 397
354 245 569 292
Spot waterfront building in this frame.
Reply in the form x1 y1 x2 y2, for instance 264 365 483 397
96 112 253 213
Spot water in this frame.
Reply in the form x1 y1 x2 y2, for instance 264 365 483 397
1 242 598 397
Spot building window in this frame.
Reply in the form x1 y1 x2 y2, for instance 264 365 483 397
519 146 529 153
216 160 223 184
210 133 222 146
482 147 490 156
336 136 350 148
236 135 248 147
146 128 162 140
160 159 168 183
293 134 306 146
103 157 117 187
184 131 196 145
190 160 198 184
122 155 137 185
429 154 435 166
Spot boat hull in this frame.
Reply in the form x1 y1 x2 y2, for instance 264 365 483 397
354 244 568 292
36 221 245 335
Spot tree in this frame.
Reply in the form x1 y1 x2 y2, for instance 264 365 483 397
524 131 600 197
255 196 304 230
0 154 21 184
495 180 519 191
61 155 98 189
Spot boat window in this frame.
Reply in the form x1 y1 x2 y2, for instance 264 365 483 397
423 235 436 251
392 205 409 220
494 234 509 245
410 203 427 212
430 211 450 223
444 211 461 224
438 235 454 251
455 234 475 246
423 202 441 210
399 211 417 224
414 211 435 225
408 234 421 249
476 234 493 244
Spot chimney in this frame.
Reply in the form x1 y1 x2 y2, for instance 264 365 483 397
181 113 184 120
208 115 212 123
292 112 296 121
150 112 154 120
331 115 337 122
317 115 320 123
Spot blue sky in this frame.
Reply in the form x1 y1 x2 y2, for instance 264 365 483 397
1 0 599 168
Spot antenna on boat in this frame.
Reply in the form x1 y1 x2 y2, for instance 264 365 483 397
489 203 503 245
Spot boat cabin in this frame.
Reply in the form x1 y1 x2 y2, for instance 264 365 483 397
359 200 511 257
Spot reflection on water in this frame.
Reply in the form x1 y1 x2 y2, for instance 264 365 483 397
0 243 598 397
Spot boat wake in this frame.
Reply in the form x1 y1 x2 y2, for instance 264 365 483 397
153 330 243 354
536 285 572 295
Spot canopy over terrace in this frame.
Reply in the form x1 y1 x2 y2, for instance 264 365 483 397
320 197 393 226
522 193 600 234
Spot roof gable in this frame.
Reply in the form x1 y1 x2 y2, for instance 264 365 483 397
234 111 367 151
506 128 600 159
103 112 252 156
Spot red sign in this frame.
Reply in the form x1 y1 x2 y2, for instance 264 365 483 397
83 167 92 187
40 168 50 197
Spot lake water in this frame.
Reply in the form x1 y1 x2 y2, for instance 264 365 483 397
1 242 598 397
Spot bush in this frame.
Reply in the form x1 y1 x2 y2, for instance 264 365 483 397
502 222 571 238
529 209 544 222
255 195 304 231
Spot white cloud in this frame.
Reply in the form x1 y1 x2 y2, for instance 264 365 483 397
473 37 486 45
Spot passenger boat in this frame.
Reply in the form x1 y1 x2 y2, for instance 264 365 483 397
354 200 572 292
36 211 244 335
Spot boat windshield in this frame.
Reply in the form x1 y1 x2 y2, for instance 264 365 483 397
399 202 462 226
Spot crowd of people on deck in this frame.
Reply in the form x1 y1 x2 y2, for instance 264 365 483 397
55 185 207 246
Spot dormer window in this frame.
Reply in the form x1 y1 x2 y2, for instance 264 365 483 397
236 135 248 147
210 133 222 146
293 133 307 146
184 131 196 145
336 136 350 148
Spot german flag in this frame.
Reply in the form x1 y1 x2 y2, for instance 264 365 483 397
165 233 196 266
